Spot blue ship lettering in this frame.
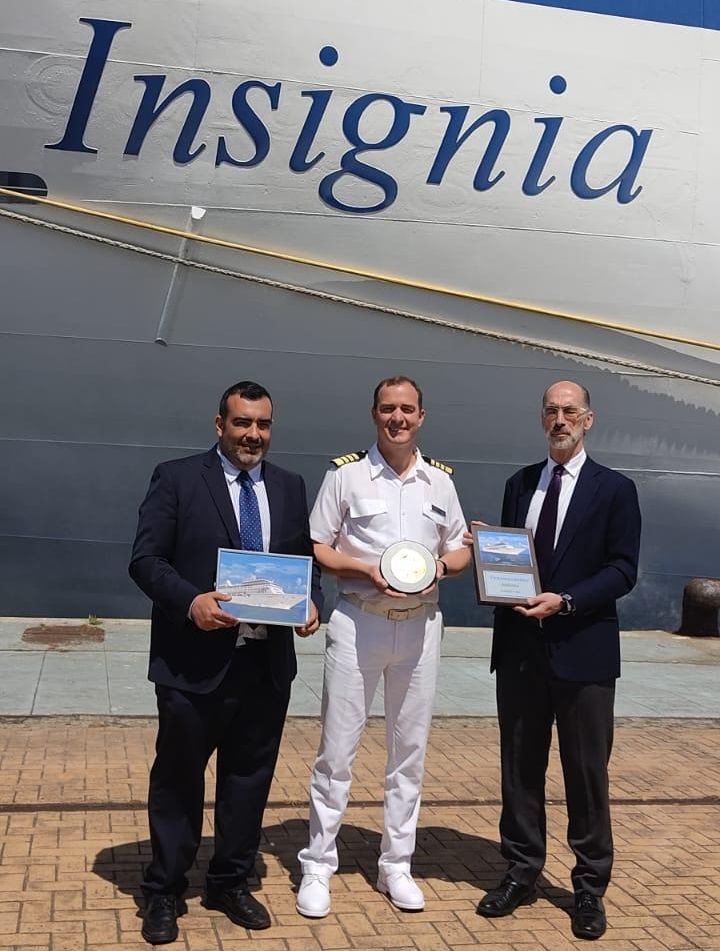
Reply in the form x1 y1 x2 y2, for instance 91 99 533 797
47 17 654 215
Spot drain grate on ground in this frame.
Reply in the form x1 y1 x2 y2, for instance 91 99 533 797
21 623 105 648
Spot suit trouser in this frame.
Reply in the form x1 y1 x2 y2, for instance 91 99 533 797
143 641 290 897
496 644 615 895
299 598 442 877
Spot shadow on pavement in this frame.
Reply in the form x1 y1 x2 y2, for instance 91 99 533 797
92 817 572 914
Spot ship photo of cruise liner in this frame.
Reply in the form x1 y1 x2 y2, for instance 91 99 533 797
0 1 718 627
476 530 534 567
215 549 312 625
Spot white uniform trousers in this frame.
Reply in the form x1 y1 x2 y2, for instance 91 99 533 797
299 597 442 876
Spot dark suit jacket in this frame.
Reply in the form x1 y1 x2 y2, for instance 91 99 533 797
491 456 641 682
129 447 322 694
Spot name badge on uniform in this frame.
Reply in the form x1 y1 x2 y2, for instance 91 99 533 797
431 504 446 516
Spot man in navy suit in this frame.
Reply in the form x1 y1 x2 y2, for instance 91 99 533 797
476 381 641 941
129 381 321 945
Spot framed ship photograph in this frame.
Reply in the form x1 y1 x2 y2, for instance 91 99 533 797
215 548 312 626
471 525 541 606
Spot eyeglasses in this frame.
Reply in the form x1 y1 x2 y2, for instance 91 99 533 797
542 405 588 422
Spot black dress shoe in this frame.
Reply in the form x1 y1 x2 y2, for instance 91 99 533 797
141 894 186 945
572 892 607 940
204 885 271 930
477 876 536 917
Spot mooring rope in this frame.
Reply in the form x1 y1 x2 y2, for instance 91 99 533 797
1 191 718 388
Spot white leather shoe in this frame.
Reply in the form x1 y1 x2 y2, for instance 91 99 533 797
377 871 425 911
296 873 331 918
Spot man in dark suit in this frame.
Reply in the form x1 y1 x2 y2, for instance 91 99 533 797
129 380 321 945
476 380 641 941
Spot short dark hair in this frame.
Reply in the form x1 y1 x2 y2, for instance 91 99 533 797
542 381 591 409
218 381 273 418
372 376 423 410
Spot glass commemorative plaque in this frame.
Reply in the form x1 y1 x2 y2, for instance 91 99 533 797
380 540 437 594
471 525 541 606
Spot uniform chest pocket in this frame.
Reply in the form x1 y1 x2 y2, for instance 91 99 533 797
348 498 388 519
422 501 447 526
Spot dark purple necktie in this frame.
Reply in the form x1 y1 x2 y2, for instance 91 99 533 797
534 464 564 588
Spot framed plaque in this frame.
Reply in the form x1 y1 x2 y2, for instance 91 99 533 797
215 548 312 626
380 540 437 594
471 526 541 606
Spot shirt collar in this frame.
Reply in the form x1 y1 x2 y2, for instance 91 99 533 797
413 451 433 483
367 443 387 479
217 446 263 484
546 448 586 480
367 443 429 482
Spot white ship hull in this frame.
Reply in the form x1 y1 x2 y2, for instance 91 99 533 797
1 1 718 627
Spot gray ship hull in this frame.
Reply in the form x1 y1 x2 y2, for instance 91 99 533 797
2 0 719 628
1 206 717 629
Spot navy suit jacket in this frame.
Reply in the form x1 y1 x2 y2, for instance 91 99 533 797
491 456 641 681
129 447 322 693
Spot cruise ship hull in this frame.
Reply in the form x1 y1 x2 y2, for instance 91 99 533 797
1 1 718 628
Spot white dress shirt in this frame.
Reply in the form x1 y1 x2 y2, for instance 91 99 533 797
525 449 586 547
310 443 466 609
217 449 271 641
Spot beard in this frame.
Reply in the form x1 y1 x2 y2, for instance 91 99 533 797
224 440 266 468
548 430 580 452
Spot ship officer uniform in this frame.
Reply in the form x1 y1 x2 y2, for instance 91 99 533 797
297 443 465 910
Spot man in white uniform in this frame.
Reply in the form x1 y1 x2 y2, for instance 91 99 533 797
296 376 469 917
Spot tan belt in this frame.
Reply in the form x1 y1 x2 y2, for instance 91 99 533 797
343 593 428 622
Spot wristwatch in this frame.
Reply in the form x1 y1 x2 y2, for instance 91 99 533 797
437 558 449 579
559 592 575 616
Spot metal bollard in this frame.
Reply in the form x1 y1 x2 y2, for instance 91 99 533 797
676 578 720 637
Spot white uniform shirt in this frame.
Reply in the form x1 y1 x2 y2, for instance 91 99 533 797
524 450 587 547
310 443 466 609
218 449 271 641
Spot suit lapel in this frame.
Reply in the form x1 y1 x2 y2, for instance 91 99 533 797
263 462 284 551
551 457 602 572
201 448 241 548
515 463 545 528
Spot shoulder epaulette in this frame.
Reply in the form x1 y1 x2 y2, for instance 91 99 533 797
423 454 454 476
331 450 368 468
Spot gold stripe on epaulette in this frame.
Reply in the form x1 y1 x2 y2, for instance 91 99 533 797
423 455 454 475
331 450 366 468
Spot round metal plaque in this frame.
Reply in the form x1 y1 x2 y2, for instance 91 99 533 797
380 541 437 594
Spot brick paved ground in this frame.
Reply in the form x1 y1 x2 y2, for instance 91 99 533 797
0 717 719 950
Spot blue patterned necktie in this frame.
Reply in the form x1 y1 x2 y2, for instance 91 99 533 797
238 470 263 551
534 463 565 588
